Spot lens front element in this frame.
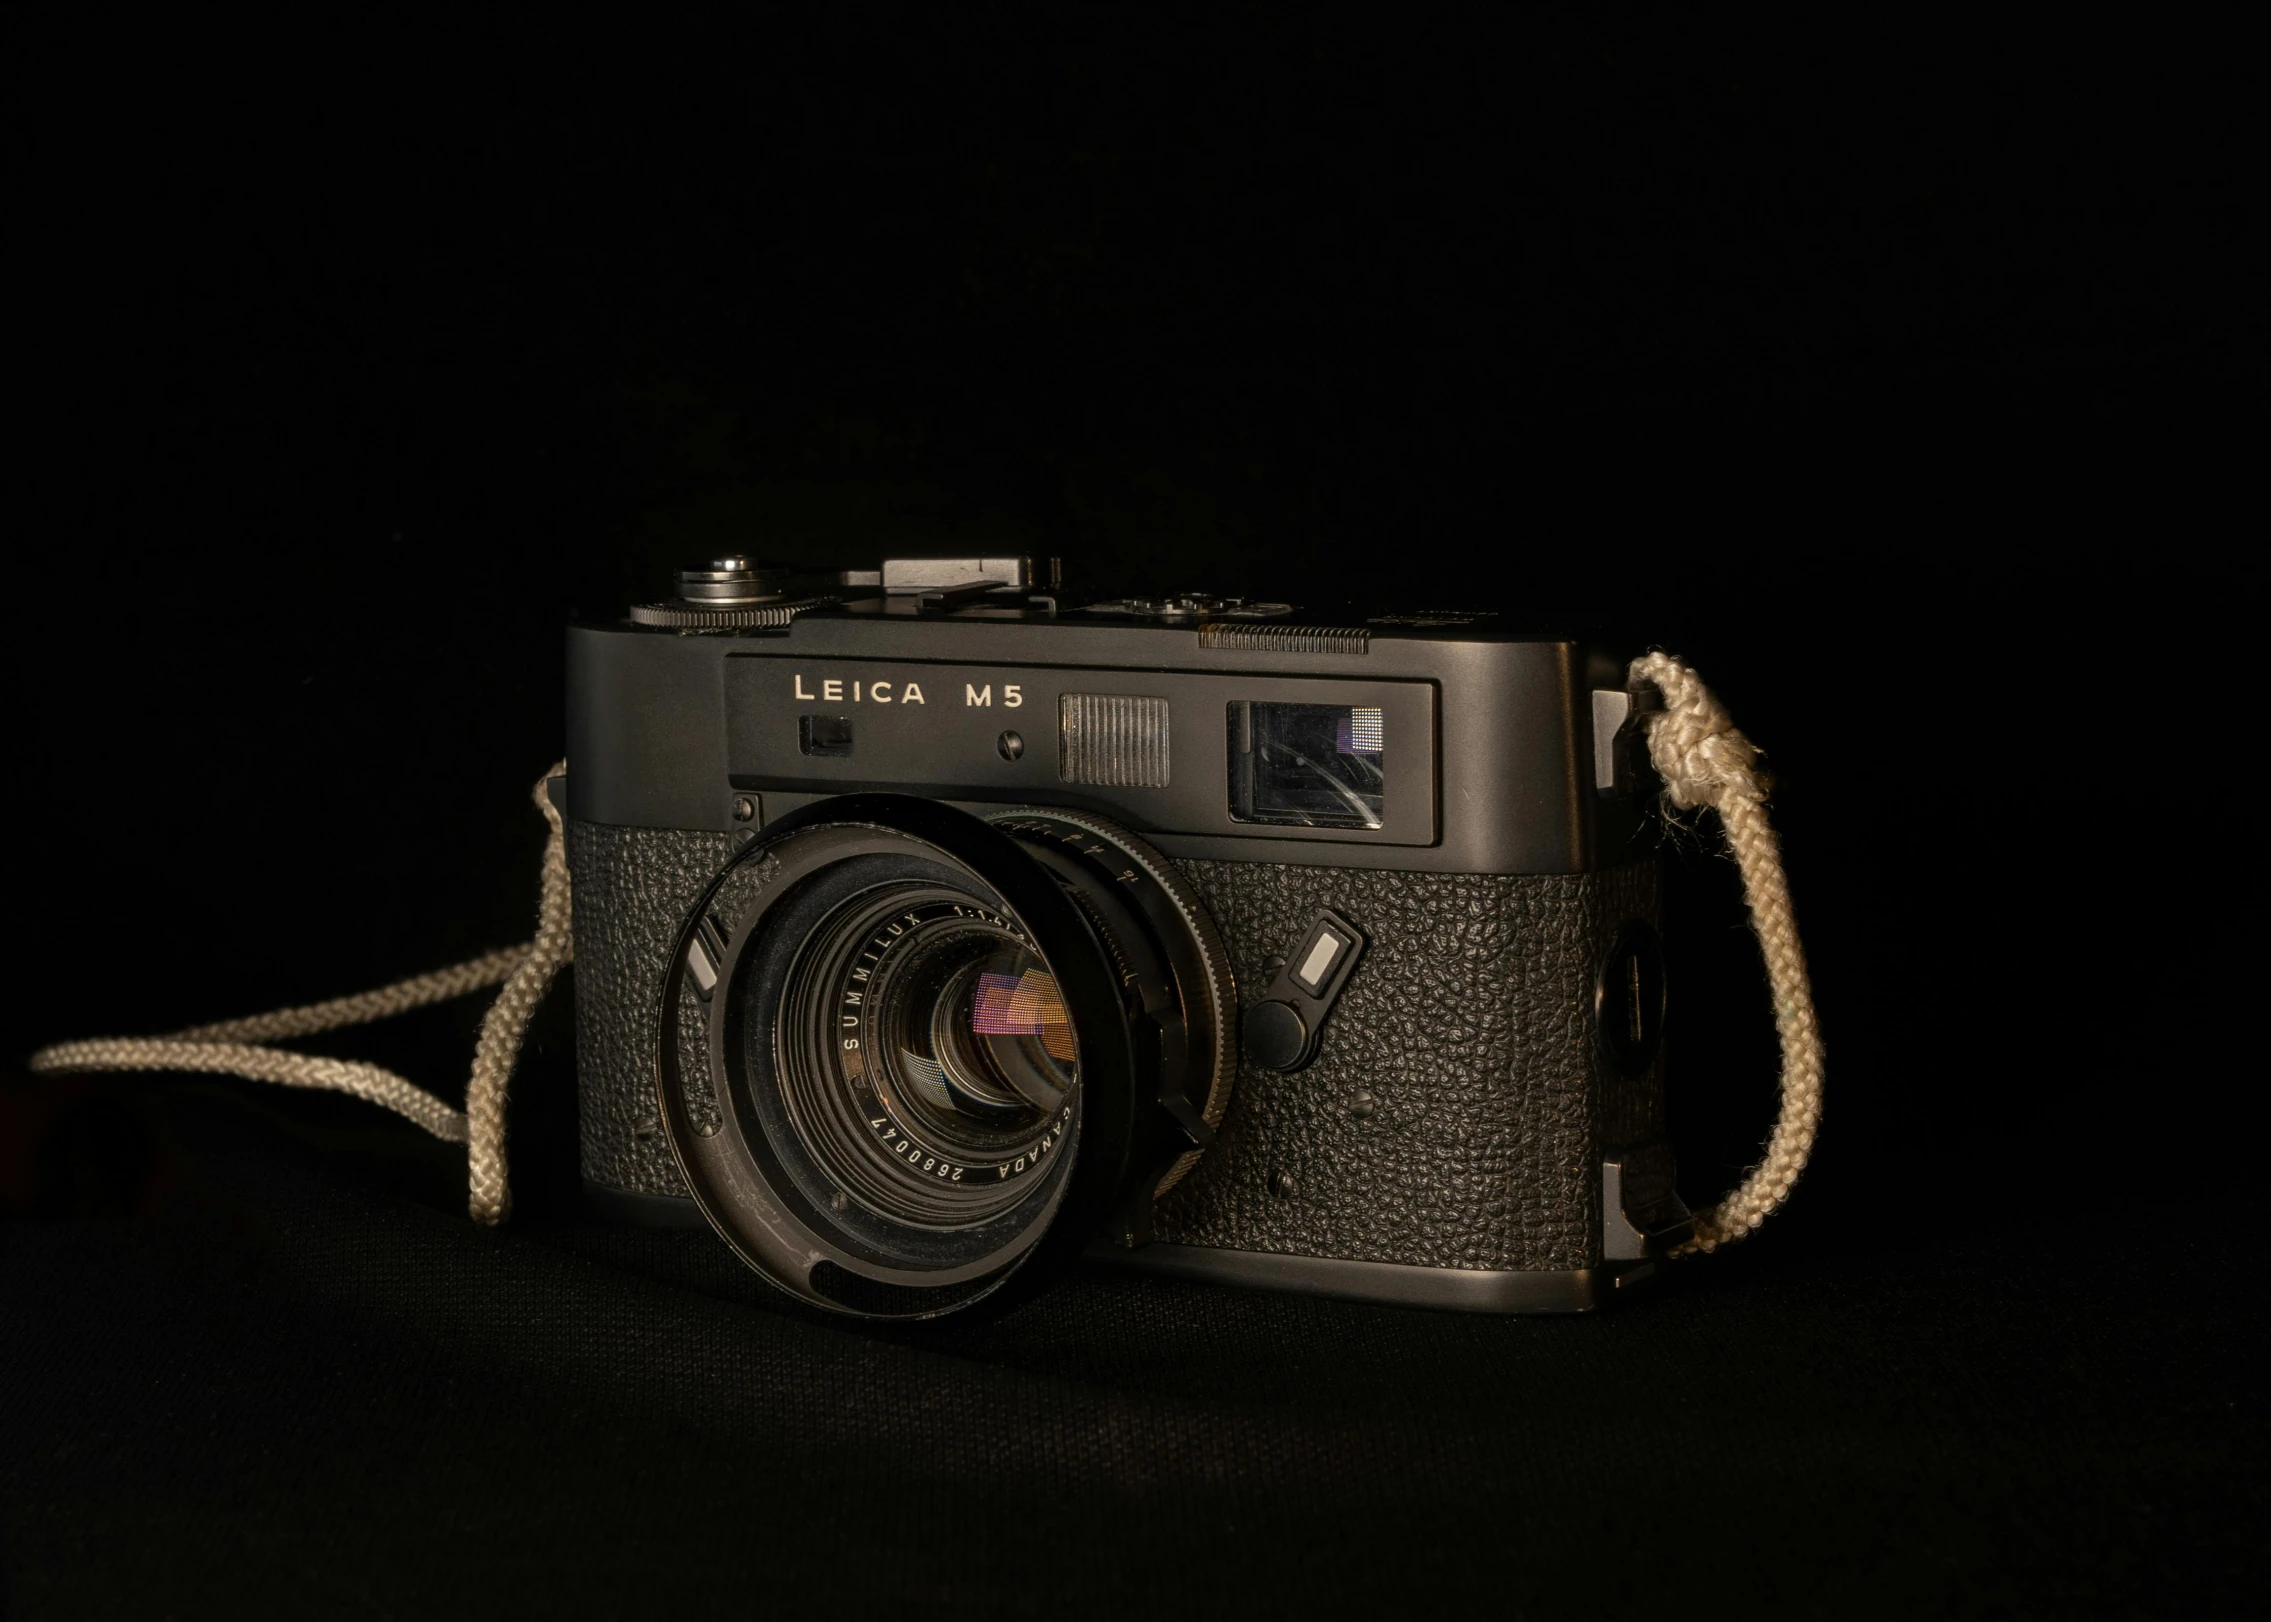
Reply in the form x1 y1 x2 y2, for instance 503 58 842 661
911 944 1074 1116
779 888 1078 1229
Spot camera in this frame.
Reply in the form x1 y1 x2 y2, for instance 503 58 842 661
562 555 1691 1319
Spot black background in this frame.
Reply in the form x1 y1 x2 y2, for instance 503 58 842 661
3 11 2258 1615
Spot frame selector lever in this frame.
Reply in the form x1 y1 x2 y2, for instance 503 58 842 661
1241 909 1368 1073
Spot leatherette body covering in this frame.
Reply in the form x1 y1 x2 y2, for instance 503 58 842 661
566 817 1669 1273
566 821 735 1196
1153 860 1663 1272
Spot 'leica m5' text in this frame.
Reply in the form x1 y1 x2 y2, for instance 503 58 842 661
791 673 1025 707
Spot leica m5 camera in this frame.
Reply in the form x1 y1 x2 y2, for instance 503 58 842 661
563 555 1690 1319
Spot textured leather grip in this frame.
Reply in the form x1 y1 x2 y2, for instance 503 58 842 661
566 820 735 1197
566 817 1669 1271
1151 859 1665 1272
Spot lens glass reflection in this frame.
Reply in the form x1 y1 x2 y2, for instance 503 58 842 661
770 885 1082 1230
894 937 1074 1125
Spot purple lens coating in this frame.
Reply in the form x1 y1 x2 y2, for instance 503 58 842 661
970 968 1076 1060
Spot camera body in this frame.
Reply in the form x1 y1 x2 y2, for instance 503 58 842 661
564 556 1689 1317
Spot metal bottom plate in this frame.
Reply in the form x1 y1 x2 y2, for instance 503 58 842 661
1085 1240 1656 1314
586 1184 1657 1314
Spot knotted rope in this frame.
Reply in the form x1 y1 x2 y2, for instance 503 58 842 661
28 764 572 1224
1630 652 1824 1253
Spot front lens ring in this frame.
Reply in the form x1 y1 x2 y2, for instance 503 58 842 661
653 802 1144 1319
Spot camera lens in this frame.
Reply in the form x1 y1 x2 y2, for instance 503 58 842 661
653 796 1236 1320
772 884 1080 1229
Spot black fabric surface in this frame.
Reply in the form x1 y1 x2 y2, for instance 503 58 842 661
6 11 2260 1615
4 1067 2259 1617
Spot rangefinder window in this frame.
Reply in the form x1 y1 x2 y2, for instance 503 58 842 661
1227 701 1385 830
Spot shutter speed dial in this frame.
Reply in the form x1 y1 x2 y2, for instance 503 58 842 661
631 556 845 630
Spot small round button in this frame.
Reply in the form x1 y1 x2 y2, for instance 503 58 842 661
1243 1000 1309 1071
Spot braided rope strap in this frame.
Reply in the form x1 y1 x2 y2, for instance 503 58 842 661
28 763 572 1225
463 766 574 1222
24 1038 477 1142
1630 652 1824 1255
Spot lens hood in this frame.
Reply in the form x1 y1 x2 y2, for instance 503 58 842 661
654 794 1231 1320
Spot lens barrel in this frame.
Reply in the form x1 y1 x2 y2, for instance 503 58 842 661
771 884 1077 1230
654 796 1234 1320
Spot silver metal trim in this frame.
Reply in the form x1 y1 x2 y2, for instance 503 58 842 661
1058 692 1173 788
1602 1158 1648 1261
881 556 1035 592
1592 688 1631 792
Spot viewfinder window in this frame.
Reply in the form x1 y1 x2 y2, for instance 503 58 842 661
1227 702 1385 829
